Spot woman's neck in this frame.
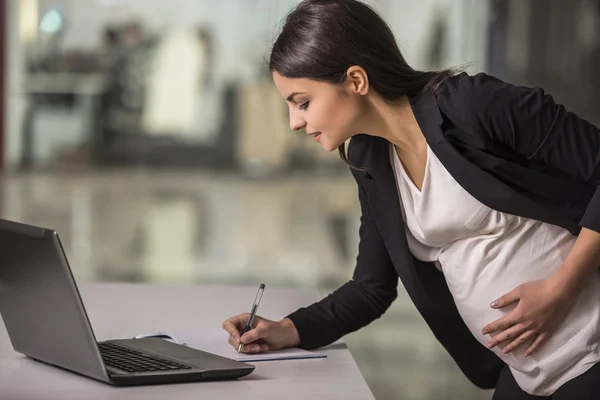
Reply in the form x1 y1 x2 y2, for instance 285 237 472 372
359 95 426 153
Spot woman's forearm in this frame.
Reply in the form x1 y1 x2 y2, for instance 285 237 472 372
553 227 600 298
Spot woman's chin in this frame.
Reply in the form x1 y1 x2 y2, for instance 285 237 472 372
319 138 341 152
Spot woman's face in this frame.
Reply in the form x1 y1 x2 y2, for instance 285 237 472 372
272 71 366 152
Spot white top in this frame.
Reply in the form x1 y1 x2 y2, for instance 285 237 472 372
390 143 600 396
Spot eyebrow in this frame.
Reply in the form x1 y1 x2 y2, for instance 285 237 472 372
286 92 306 102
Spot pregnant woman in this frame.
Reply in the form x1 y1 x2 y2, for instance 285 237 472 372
223 1 600 398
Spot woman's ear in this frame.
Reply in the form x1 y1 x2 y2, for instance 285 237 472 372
345 66 369 96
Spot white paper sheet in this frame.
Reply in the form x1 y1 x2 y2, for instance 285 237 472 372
132 329 326 362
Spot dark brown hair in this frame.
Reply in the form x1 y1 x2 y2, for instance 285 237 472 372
268 0 454 166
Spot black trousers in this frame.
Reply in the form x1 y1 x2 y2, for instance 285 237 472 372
492 362 600 399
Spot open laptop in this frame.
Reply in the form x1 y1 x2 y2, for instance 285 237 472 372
0 218 254 386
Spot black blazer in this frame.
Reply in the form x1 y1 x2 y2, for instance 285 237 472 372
287 72 600 389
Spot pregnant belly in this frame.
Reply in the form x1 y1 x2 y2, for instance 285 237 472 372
438 220 588 364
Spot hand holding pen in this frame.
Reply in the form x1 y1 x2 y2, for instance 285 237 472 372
222 284 301 354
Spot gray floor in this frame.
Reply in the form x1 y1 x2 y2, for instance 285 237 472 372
0 169 493 400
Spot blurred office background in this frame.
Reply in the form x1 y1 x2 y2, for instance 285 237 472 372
1 0 599 398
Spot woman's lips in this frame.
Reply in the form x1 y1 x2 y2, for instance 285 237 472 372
307 131 322 142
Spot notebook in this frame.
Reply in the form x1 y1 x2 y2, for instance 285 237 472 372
132 329 327 362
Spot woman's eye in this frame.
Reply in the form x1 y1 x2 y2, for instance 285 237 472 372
299 101 310 110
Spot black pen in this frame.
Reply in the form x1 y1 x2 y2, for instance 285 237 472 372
238 283 265 353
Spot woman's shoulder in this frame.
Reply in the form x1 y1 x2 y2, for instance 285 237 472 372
435 71 540 124
436 71 512 100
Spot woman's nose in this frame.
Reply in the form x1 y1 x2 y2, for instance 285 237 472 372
289 111 306 131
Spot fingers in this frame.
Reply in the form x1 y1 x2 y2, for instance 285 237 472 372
487 323 527 350
490 285 522 309
524 333 546 357
227 334 269 353
223 314 270 352
239 342 270 354
222 321 241 342
482 311 522 335
240 320 270 345
222 313 250 342
228 333 240 349
501 330 538 354
223 314 273 353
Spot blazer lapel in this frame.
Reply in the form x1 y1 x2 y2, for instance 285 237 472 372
359 139 428 298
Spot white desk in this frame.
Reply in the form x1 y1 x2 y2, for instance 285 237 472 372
0 283 374 400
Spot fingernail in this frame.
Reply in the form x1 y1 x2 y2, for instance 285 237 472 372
490 300 499 308
502 347 509 354
524 351 531 358
487 342 494 348
482 329 488 335
233 335 239 341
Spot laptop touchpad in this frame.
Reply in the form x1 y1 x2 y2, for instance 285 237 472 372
154 345 214 360
126 338 220 360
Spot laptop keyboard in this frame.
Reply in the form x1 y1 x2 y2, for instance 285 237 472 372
98 342 193 373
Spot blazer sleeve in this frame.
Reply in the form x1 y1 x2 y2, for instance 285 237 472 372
286 163 399 349
441 72 600 233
